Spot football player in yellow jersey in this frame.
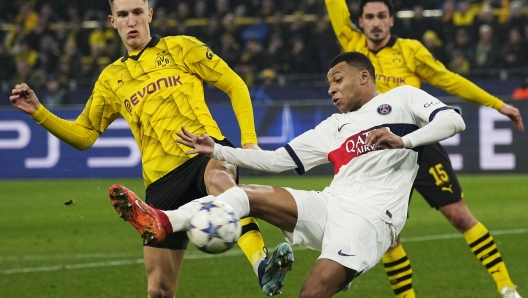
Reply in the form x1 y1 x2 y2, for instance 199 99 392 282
9 0 293 297
325 0 524 297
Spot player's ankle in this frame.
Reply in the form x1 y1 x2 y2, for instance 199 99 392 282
155 209 173 234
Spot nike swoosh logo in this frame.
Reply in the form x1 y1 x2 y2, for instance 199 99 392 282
338 123 350 132
135 200 148 213
338 249 355 257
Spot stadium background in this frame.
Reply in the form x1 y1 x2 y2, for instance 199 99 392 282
1 0 527 297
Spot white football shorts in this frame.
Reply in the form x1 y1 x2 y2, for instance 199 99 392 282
281 187 396 274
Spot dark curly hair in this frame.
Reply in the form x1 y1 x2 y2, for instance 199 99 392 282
359 0 394 16
329 52 376 80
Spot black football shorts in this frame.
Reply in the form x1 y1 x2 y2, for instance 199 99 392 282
144 138 238 249
412 142 463 209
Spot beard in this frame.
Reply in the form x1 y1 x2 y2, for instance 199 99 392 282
366 30 388 42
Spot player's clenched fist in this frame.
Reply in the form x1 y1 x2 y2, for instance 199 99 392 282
10 83 41 115
365 127 404 149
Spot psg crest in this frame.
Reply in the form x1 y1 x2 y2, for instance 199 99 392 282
377 104 392 115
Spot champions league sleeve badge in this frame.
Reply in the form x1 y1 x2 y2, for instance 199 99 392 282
377 104 392 115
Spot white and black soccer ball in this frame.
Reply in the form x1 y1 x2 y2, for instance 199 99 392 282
186 200 242 254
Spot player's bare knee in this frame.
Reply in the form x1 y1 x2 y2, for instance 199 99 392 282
209 168 235 184
146 270 177 298
205 166 237 195
147 285 175 298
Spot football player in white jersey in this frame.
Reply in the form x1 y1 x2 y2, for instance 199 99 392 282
112 51 465 297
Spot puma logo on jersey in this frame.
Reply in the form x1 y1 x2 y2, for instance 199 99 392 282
118 74 124 84
441 184 453 193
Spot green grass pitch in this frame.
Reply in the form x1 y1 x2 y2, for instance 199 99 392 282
0 174 527 297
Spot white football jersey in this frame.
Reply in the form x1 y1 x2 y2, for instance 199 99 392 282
284 85 458 232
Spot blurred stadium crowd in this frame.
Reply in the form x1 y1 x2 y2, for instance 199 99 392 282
1 0 528 106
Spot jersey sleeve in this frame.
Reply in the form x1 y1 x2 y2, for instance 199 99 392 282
398 86 465 147
283 118 335 175
399 85 458 126
30 77 120 150
412 40 504 110
325 0 365 50
211 118 335 175
179 36 257 146
211 145 298 173
76 77 121 133
30 104 100 150
401 109 465 148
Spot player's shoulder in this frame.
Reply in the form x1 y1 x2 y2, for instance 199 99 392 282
162 35 206 47
98 58 127 80
312 113 340 128
394 36 426 51
327 113 347 125
383 85 425 101
309 113 340 135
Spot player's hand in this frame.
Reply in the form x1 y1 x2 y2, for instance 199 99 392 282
499 103 524 132
9 83 41 115
365 127 404 149
242 143 261 150
175 126 215 155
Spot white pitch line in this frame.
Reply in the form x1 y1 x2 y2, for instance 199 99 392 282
0 252 140 262
1 228 526 275
400 228 528 242
1 259 145 274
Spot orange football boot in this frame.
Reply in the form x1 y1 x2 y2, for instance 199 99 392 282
109 184 171 245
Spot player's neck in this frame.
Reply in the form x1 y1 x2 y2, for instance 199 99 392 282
363 87 380 103
126 36 153 53
365 88 379 102
352 88 379 112
367 34 392 52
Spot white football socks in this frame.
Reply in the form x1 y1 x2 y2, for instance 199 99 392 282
162 187 250 232
164 195 214 232
214 186 250 219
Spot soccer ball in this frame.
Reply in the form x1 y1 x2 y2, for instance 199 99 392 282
187 200 242 254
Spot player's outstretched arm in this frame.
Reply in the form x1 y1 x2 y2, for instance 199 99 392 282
10 83 41 115
499 103 524 132
10 82 103 150
325 0 361 50
175 126 216 155
178 36 258 147
176 125 262 153
414 44 524 132
402 110 465 148
176 126 298 173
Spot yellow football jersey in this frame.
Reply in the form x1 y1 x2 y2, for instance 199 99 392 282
326 0 504 110
31 35 257 186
